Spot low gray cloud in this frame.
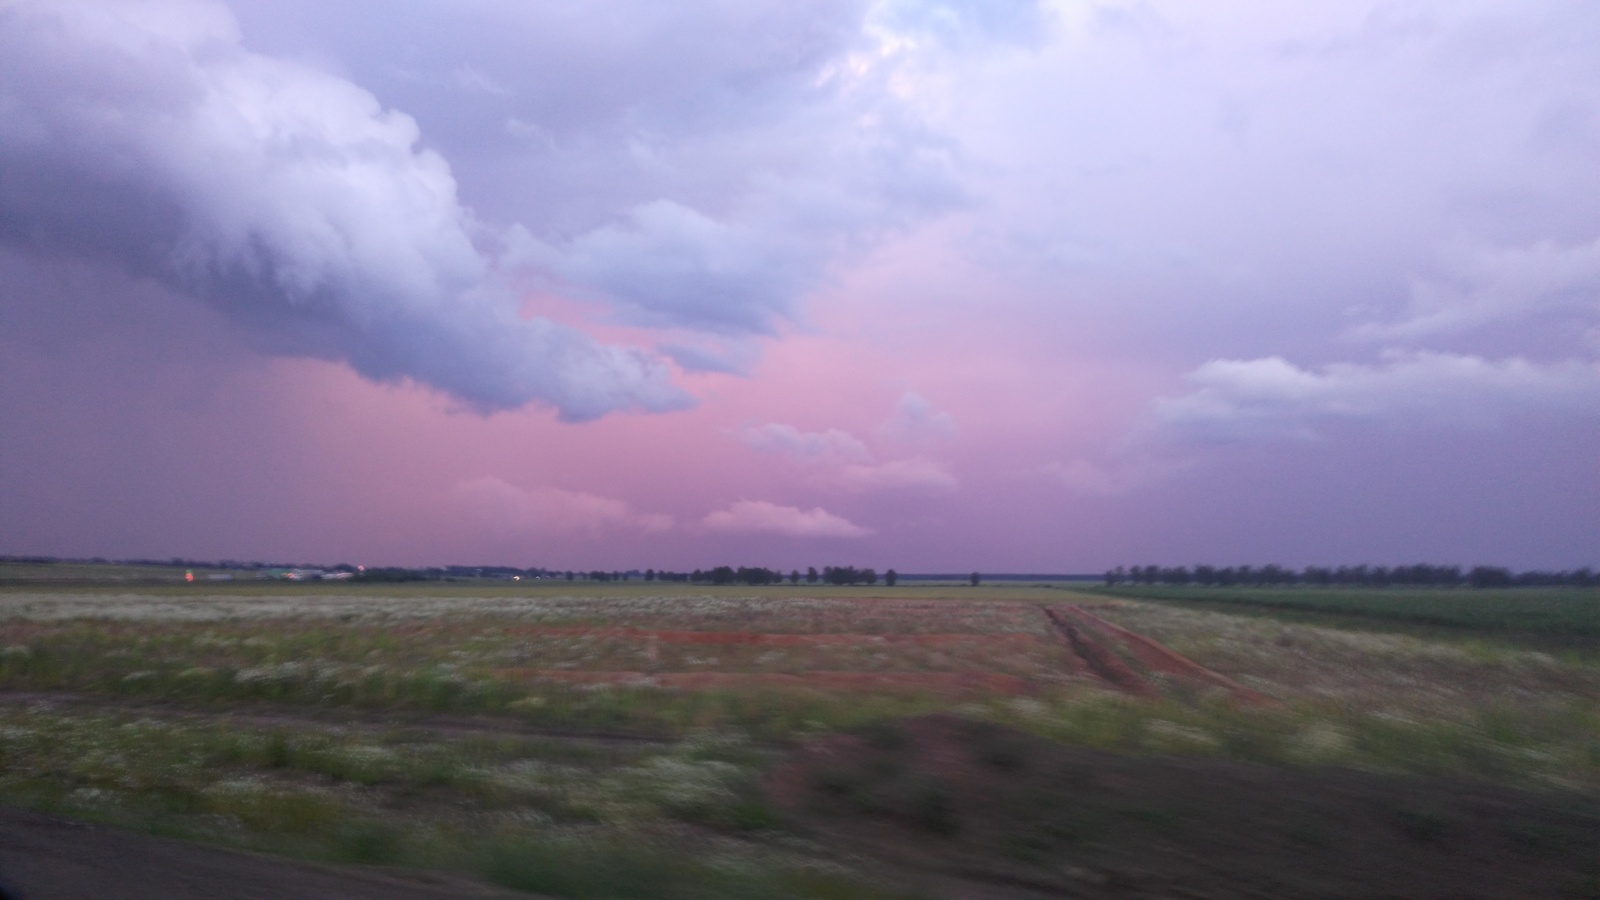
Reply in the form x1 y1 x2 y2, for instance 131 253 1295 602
733 417 959 493
0 0 688 420
733 423 873 465
1349 237 1600 343
878 392 957 442
1151 352 1600 444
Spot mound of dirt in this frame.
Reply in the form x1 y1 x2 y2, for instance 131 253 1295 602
766 714 1599 899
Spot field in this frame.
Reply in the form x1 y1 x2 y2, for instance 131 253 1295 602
0 572 1596 898
1078 584 1600 642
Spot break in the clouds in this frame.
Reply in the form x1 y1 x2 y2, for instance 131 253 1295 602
0 0 686 419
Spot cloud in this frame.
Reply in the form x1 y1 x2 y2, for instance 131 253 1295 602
878 392 957 442
453 477 672 536
1350 237 1600 342
702 500 872 538
1151 352 1600 444
732 423 872 464
470 3 975 338
658 338 763 375
516 200 822 335
1040 457 1193 497
0 0 688 420
873 0 1047 48
833 457 959 492
733 414 960 492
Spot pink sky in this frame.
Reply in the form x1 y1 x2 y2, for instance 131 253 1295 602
1 1 1597 571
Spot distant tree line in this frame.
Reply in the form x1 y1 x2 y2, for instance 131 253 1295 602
1104 564 1597 588
1 556 931 588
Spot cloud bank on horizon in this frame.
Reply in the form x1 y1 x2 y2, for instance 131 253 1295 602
1 0 1596 568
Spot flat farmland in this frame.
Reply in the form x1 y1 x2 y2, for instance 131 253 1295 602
1079 584 1600 643
0 580 1595 898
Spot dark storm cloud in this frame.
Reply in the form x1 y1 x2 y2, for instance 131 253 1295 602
227 0 979 336
0 0 688 419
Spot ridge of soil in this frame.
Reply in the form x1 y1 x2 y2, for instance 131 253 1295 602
766 714 1600 899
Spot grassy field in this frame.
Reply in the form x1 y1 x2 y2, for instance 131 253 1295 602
1077 584 1600 642
0 569 1595 896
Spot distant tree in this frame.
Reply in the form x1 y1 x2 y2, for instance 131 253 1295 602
352 567 426 583
1468 565 1512 588
806 566 819 584
885 569 897 587
1259 564 1291 585
789 570 800 584
970 571 980 586
645 569 656 581
565 571 574 581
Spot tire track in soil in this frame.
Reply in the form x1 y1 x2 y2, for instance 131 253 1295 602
1043 605 1276 705
1042 607 1161 698
1058 605 1277 705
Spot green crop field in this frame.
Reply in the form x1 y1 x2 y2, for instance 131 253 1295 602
1076 584 1600 640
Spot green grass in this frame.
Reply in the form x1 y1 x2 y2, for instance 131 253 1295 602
0 705 916 898
1075 585 1599 638
1 577 1597 894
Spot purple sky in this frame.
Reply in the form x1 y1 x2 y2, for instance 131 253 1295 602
2 0 1597 571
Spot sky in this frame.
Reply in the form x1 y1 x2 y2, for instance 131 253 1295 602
1 0 1597 572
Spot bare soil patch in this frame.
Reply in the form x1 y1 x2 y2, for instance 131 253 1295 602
767 714 1600 899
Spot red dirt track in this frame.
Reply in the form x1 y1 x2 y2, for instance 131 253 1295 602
484 602 1269 703
490 669 1038 695
1053 604 1276 704
498 626 1044 647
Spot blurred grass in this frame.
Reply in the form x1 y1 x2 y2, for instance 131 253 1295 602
1 573 1596 895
